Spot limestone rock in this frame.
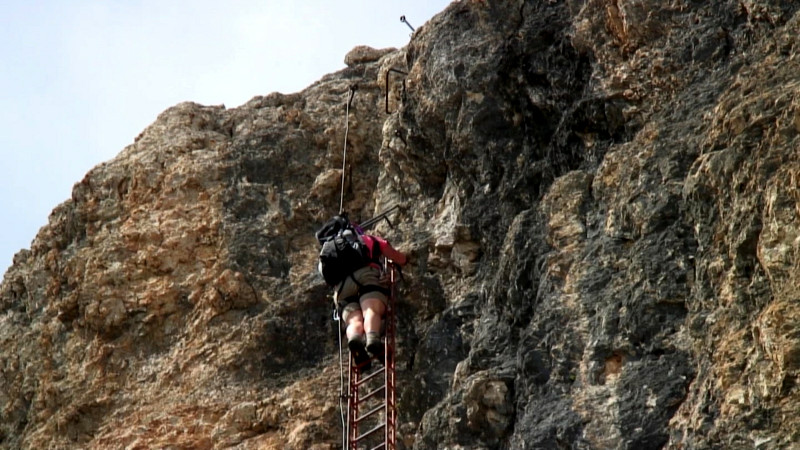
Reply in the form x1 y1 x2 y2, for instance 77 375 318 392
344 45 395 67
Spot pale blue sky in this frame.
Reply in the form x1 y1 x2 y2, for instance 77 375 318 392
0 1 450 272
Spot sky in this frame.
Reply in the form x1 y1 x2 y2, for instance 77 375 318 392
0 0 451 273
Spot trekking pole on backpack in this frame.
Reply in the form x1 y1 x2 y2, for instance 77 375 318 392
359 204 400 231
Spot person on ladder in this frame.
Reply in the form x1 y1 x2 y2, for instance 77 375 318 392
316 215 407 367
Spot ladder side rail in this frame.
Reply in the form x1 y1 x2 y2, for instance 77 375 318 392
348 357 360 450
385 263 398 449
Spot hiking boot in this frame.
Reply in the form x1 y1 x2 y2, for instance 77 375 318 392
366 332 384 362
348 337 371 370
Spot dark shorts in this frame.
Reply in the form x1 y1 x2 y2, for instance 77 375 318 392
337 266 389 322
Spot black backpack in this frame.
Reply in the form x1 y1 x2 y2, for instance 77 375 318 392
316 216 372 285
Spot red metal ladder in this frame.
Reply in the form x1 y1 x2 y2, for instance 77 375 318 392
346 264 398 450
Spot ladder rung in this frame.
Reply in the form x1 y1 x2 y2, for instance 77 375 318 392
357 366 386 387
356 403 385 423
359 385 385 403
356 422 385 441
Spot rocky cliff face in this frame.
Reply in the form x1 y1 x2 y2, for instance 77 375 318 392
2 1 799 449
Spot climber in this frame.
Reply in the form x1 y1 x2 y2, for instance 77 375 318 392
316 216 407 367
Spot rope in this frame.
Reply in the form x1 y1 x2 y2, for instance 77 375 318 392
334 305 347 449
339 86 357 214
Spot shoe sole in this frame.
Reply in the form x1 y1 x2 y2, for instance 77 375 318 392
367 341 385 363
348 340 371 370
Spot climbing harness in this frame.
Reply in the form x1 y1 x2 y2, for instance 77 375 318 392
339 85 358 214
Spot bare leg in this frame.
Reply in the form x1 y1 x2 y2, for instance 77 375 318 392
361 297 386 358
345 310 365 341
360 297 386 335
345 309 371 367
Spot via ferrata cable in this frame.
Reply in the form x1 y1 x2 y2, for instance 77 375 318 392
339 85 357 214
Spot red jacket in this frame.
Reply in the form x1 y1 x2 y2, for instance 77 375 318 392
362 235 407 266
